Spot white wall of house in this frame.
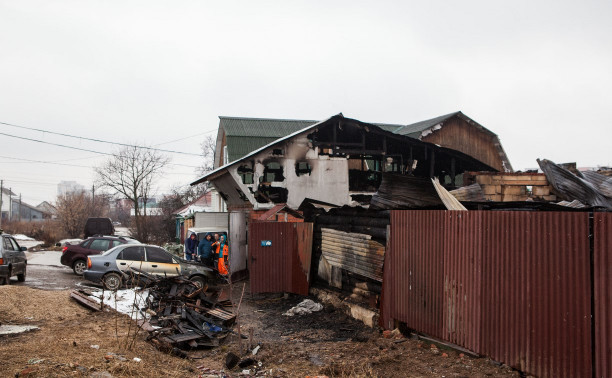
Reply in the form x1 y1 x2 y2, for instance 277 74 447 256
212 134 354 209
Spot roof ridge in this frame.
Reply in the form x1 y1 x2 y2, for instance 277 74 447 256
219 116 318 123
404 111 462 126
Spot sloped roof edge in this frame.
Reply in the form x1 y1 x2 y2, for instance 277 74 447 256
192 115 337 185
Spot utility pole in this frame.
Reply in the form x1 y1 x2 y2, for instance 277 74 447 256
9 187 12 221
19 194 22 222
92 184 95 214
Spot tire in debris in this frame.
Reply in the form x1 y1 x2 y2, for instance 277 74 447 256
189 275 207 289
103 272 122 290
72 260 87 275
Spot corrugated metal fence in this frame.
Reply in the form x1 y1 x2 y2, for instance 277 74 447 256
594 213 612 378
383 210 611 378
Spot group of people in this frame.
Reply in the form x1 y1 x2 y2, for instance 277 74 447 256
184 232 229 276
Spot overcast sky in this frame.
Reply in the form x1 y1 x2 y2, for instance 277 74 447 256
1 0 611 205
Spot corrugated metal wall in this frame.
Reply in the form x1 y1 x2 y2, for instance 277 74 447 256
480 212 591 378
385 210 594 378
594 212 612 378
249 222 313 296
443 212 483 352
388 211 445 339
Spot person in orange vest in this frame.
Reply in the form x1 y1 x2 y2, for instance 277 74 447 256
217 235 229 276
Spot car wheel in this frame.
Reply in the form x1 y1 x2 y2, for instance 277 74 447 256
103 272 122 291
17 269 26 282
73 260 87 275
0 275 7 285
189 275 207 289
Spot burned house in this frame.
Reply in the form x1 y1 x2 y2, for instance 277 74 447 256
191 114 497 280
213 111 512 174
193 114 496 211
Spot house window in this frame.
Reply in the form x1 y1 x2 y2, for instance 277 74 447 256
237 165 254 184
295 161 312 176
272 148 284 156
262 161 284 182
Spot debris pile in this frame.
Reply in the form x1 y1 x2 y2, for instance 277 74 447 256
136 272 236 352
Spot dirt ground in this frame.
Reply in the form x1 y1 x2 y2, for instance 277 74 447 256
0 282 519 377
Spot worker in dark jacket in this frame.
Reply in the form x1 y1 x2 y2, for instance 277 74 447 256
198 233 214 266
184 233 198 261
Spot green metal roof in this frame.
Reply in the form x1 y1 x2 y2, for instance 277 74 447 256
226 136 280 163
219 117 318 138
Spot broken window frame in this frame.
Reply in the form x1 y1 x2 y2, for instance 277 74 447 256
262 161 285 183
295 161 312 176
237 164 254 185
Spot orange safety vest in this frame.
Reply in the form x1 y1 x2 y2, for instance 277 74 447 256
218 244 229 275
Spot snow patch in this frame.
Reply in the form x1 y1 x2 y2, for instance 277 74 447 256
12 234 34 241
88 288 149 321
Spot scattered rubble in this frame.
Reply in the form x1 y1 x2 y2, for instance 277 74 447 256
136 271 236 352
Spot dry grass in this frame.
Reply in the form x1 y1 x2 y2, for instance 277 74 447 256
1 284 520 378
2 219 68 247
0 286 202 377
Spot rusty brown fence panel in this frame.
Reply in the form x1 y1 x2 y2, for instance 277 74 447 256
595 212 612 378
388 211 445 339
249 222 313 296
443 211 483 353
481 211 591 378
385 210 593 378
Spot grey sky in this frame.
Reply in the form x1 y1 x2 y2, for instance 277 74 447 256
1 0 611 205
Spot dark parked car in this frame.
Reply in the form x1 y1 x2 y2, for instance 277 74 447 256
61 236 140 275
83 217 114 238
0 233 27 285
83 244 215 290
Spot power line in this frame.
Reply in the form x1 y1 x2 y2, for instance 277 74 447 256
0 120 204 156
0 155 92 168
0 131 113 156
154 129 218 146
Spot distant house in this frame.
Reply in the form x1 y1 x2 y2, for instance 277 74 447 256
11 199 45 222
36 201 57 219
1 188 16 220
213 111 512 173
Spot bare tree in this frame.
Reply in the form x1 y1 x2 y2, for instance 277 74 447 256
55 191 89 238
55 190 109 237
95 146 169 242
198 135 216 176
